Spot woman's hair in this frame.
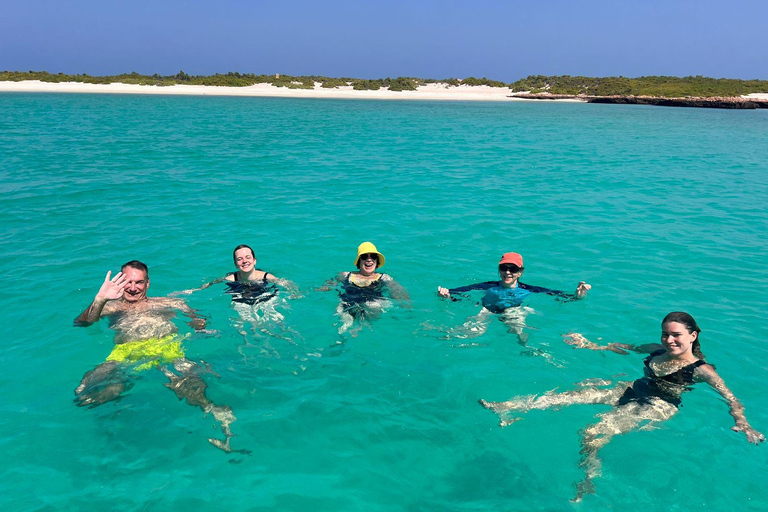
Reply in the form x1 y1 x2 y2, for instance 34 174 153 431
662 311 704 359
233 244 255 262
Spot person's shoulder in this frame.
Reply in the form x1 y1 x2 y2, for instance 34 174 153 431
379 273 393 281
224 272 236 281
689 360 719 384
694 361 716 374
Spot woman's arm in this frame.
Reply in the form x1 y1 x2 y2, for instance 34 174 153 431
563 333 662 355
696 364 765 444
265 273 302 297
381 274 411 304
316 273 346 292
437 281 497 299
170 276 228 296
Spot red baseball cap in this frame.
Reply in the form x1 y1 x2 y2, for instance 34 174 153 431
499 252 523 267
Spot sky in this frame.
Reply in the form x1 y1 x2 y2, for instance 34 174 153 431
2 0 767 81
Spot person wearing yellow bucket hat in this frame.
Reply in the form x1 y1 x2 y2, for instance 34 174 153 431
319 241 410 335
436 251 590 344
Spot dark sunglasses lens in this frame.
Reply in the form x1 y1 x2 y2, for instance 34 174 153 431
500 265 520 273
361 254 377 261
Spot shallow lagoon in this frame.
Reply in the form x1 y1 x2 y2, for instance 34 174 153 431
1 93 767 511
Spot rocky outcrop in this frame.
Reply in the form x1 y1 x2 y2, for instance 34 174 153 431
510 93 768 109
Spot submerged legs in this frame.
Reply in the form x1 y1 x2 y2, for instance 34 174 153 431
479 382 630 425
337 299 389 337
480 383 678 501
572 401 677 501
443 308 492 340
162 358 237 453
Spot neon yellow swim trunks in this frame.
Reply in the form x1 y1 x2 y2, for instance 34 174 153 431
106 335 186 371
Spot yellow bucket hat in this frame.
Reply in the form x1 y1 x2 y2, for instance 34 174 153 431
354 241 386 268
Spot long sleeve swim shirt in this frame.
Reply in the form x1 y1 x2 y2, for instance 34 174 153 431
446 281 577 313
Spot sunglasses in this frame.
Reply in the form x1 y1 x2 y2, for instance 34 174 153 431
499 264 522 273
359 253 378 262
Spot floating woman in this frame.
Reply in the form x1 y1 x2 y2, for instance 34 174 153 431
176 244 300 346
436 251 589 346
318 242 410 336
479 312 764 501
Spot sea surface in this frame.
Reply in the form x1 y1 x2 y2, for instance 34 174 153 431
1 92 767 511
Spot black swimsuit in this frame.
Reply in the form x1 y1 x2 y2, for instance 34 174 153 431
225 271 278 305
339 272 388 318
619 349 707 407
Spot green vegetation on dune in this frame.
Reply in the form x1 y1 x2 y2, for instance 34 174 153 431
509 75 768 97
2 71 767 97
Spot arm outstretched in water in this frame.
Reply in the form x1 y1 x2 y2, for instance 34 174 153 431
170 276 228 297
695 364 765 445
563 333 661 355
381 274 411 306
264 273 302 298
316 272 346 292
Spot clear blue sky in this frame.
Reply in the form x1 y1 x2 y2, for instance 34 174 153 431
2 0 767 81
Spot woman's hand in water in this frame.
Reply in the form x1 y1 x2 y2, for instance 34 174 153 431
575 281 591 299
168 289 194 297
732 424 766 444
277 279 303 299
564 334 631 354
563 333 596 349
437 286 451 298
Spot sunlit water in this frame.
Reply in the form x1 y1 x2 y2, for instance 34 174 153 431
1 93 767 511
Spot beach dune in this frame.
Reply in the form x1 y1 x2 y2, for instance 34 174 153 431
0 80 529 101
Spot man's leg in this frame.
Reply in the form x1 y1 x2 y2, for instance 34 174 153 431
74 360 133 407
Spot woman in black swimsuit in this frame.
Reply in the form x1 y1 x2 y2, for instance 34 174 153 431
319 242 409 335
176 244 298 301
479 312 764 501
176 244 299 344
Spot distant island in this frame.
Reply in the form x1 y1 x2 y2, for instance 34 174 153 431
2 71 767 108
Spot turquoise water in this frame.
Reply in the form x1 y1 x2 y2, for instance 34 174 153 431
1 93 767 511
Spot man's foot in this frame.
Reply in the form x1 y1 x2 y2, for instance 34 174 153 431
571 479 595 502
208 437 232 453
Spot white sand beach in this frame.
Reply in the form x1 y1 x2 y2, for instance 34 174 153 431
0 80 586 102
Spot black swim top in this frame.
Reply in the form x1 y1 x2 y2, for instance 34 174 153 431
225 270 278 305
339 272 388 306
619 349 708 407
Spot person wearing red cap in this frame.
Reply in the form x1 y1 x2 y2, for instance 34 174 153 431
437 252 590 343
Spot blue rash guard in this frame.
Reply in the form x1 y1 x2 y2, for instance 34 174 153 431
446 281 578 313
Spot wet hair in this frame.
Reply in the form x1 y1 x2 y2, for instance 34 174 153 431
121 260 149 276
233 244 255 262
662 311 704 359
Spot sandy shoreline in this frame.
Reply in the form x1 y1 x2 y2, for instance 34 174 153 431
0 80 587 102
3 80 765 105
